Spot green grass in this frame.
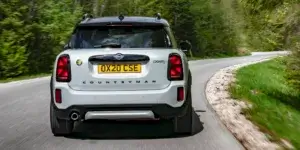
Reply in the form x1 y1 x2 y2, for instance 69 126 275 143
0 73 50 83
230 57 300 149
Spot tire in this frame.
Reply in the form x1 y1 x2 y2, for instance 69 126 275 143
50 101 74 136
173 76 194 135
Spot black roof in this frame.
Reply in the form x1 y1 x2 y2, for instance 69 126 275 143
78 16 170 27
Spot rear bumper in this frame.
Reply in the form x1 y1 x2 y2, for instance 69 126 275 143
51 80 188 119
53 103 188 120
53 81 186 109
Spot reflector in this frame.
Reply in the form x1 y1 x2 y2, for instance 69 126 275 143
55 89 62 103
177 87 184 101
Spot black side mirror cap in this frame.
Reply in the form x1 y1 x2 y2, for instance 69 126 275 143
179 40 192 52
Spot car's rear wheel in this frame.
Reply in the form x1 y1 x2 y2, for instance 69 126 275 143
173 77 195 135
50 102 74 136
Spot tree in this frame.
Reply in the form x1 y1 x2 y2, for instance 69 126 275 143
0 0 251 79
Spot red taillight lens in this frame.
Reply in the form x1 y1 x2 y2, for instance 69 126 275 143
56 54 71 82
177 87 184 101
168 54 183 80
55 89 62 103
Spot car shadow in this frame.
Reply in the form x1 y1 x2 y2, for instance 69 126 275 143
65 110 204 140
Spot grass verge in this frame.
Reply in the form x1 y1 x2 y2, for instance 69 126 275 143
229 57 300 149
0 73 50 83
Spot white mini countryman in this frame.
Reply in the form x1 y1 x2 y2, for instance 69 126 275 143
50 14 194 136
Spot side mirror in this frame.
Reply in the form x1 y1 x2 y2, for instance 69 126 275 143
179 40 192 53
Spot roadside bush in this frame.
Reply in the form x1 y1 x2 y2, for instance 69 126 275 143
238 0 289 51
0 2 29 79
191 0 240 56
0 30 28 79
286 37 300 90
283 4 300 91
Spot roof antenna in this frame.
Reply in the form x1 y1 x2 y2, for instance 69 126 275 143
118 13 125 21
155 13 161 20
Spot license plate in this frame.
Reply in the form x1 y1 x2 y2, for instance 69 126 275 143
98 64 141 73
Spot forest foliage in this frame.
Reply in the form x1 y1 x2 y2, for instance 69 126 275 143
0 0 299 88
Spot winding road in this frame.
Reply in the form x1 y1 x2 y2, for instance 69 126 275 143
0 51 286 150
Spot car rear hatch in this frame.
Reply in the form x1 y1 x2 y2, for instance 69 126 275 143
66 49 176 91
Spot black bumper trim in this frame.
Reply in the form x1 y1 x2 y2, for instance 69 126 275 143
53 103 188 120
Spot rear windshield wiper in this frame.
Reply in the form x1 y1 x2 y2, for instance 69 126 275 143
94 43 122 48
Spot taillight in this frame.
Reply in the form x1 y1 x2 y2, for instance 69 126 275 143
168 53 183 80
55 89 62 103
56 54 71 82
177 87 184 101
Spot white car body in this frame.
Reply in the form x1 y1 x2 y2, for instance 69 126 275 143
53 49 189 109
50 15 194 136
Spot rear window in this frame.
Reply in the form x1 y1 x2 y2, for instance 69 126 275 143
71 26 173 49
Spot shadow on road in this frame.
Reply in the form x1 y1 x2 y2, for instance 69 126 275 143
65 110 204 140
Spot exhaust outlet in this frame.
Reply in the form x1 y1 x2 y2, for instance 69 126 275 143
70 112 80 121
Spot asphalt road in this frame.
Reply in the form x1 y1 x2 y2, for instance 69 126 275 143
0 51 286 150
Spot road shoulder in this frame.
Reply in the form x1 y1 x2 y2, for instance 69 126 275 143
0 76 50 89
205 58 281 150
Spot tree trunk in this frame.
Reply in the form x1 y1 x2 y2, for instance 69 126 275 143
93 0 99 16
